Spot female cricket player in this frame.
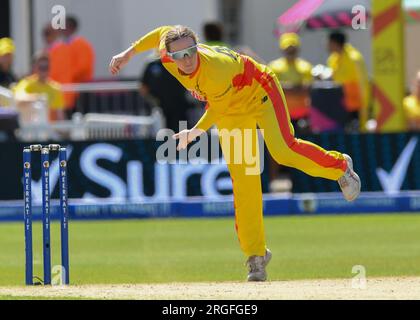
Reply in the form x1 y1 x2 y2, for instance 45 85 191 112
109 25 361 282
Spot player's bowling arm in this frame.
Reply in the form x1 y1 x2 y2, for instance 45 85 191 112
109 26 172 75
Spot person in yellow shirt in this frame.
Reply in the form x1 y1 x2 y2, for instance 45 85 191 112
109 25 361 282
268 33 313 131
403 71 420 131
0 37 17 88
14 53 65 121
327 31 370 132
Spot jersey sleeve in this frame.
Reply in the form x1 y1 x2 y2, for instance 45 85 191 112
193 83 234 131
194 106 219 131
132 26 173 53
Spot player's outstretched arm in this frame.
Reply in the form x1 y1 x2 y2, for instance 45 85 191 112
109 26 172 75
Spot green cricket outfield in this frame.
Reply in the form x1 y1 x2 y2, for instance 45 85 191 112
0 213 420 299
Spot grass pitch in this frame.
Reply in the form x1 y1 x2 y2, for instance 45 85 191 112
0 213 420 286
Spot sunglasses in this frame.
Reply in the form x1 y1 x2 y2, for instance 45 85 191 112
167 45 198 60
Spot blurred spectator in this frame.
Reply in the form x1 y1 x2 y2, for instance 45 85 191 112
139 52 195 132
203 22 229 47
327 31 369 132
14 52 65 122
403 70 420 131
63 16 95 118
63 16 95 83
268 33 313 135
44 16 95 117
42 24 59 50
0 37 16 88
44 23 74 114
267 33 312 193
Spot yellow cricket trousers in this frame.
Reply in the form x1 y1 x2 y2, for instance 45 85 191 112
216 64 347 257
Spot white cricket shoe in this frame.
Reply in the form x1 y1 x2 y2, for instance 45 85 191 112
338 154 361 202
246 249 272 282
